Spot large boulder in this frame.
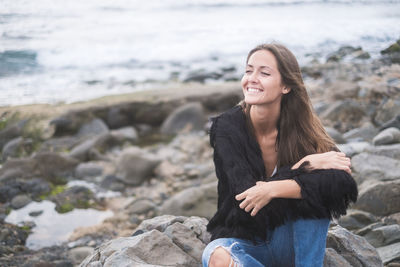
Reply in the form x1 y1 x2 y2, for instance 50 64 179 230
321 100 367 132
80 215 209 267
159 181 218 219
374 99 400 126
325 225 383 267
160 102 206 135
0 119 27 150
354 180 400 216
351 153 400 183
377 242 400 265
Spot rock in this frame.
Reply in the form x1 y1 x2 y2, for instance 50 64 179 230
326 46 363 62
69 137 100 162
343 122 378 142
338 209 378 231
50 186 98 213
384 213 400 225
116 147 160 186
373 127 400 145
159 181 217 219
377 242 400 265
164 222 206 260
183 71 222 83
10 194 32 209
99 175 125 192
80 230 198 267
0 222 29 247
2 137 25 161
327 81 360 100
351 153 400 183
77 119 109 138
134 215 187 233
0 152 79 184
362 224 400 247
375 100 400 127
110 127 138 143
40 136 82 153
326 225 383 267
325 127 346 144
75 162 104 179
380 114 400 131
324 248 353 267
106 107 131 129
354 180 400 216
364 144 400 160
381 40 400 54
68 246 95 265
337 142 369 157
160 102 206 135
125 198 156 215
0 119 27 150
321 100 367 132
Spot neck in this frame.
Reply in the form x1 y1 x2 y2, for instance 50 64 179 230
250 102 281 136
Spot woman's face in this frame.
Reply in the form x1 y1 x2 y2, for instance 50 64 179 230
241 49 288 106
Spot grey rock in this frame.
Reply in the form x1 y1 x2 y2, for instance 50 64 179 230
325 127 346 144
373 127 400 146
354 180 400 216
106 107 131 129
375 100 400 126
116 147 160 186
164 222 205 260
343 122 378 142
321 100 367 132
338 209 378 230
324 248 352 267
134 215 187 233
110 127 138 143
77 119 109 138
126 198 156 215
0 119 27 150
75 162 104 179
81 230 197 267
380 114 400 131
69 137 100 161
160 102 206 135
10 194 32 209
183 216 211 245
160 181 217 219
100 175 125 192
68 246 95 265
377 242 400 264
363 224 400 247
2 137 24 161
326 225 383 267
383 212 400 225
337 142 369 157
365 144 400 160
351 153 400 183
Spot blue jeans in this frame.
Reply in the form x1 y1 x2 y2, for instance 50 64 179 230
202 218 330 267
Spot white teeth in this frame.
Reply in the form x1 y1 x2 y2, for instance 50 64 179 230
248 88 262 92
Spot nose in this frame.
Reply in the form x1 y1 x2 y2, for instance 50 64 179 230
248 71 258 83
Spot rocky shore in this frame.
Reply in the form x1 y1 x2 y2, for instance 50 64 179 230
1 40 400 267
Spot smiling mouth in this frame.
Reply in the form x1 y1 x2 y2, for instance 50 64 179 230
247 87 263 93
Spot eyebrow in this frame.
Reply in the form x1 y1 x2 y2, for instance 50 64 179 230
247 64 273 70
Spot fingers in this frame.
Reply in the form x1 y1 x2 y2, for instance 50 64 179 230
235 192 246 201
251 206 260 216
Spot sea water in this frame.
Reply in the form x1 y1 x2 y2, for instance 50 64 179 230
1 0 400 106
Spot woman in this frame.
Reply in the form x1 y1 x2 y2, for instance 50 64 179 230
202 43 358 267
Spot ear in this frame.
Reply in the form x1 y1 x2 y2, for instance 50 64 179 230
282 86 291 94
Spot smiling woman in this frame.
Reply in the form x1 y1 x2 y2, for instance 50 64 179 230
202 43 358 267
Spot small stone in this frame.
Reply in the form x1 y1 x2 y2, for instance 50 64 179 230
11 194 32 209
373 127 400 145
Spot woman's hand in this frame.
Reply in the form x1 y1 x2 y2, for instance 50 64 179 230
292 151 351 174
235 181 273 217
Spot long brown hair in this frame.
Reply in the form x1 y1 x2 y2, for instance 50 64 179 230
241 43 337 167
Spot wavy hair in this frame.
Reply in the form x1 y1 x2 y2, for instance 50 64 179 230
240 43 337 167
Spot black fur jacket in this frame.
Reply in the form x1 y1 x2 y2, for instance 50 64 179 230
207 105 358 242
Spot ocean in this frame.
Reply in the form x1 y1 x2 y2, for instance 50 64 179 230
1 0 400 106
